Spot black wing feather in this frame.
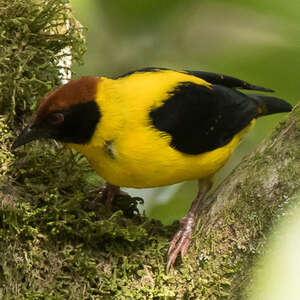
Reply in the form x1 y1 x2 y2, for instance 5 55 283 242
184 70 274 92
150 82 258 155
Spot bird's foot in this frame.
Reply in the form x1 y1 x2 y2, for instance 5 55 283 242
167 213 195 272
88 183 126 209
166 179 212 271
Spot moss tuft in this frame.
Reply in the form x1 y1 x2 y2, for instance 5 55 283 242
0 0 86 118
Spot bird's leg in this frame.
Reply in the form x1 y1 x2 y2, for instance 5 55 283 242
167 179 212 271
89 182 126 208
101 183 121 207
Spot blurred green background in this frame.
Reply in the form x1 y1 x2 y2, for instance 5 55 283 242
247 196 300 300
70 0 299 224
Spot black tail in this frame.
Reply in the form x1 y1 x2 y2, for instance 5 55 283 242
249 94 292 117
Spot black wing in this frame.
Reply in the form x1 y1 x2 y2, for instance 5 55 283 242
184 70 274 92
115 67 274 92
150 82 258 155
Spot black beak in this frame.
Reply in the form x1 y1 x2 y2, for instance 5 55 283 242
12 124 49 150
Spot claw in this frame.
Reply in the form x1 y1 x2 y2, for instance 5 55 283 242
167 230 181 255
88 182 121 208
166 179 213 271
167 215 194 272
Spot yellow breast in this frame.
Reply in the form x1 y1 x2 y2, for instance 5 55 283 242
68 71 255 188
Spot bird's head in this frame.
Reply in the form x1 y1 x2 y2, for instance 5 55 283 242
12 77 101 150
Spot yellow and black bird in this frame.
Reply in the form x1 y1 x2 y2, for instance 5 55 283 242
13 67 292 270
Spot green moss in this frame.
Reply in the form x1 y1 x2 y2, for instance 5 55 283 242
0 0 86 118
0 138 174 298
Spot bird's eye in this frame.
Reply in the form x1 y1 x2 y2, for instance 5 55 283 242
47 112 64 126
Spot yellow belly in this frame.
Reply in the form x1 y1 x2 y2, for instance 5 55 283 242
69 121 254 188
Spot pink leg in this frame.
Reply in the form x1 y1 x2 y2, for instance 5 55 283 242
167 179 212 271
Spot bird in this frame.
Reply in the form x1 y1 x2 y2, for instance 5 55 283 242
12 67 292 270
